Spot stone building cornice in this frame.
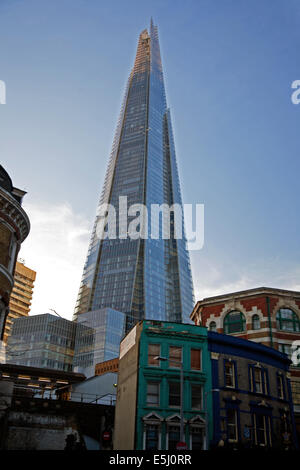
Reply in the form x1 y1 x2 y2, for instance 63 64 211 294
0 187 30 242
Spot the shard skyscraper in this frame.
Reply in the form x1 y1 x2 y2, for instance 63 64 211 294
74 20 194 332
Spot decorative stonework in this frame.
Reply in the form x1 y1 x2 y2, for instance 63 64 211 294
210 352 219 360
271 297 300 320
0 188 30 243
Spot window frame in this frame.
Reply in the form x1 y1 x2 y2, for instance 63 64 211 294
224 311 246 334
190 348 202 371
252 314 260 330
168 381 181 408
148 343 160 367
191 384 203 410
276 308 300 333
226 408 238 442
166 424 180 451
169 346 182 369
277 373 285 400
144 423 160 450
224 360 236 389
252 412 272 447
249 365 269 395
189 426 204 450
146 381 160 407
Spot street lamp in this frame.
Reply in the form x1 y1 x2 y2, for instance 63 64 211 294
204 388 219 450
154 355 185 444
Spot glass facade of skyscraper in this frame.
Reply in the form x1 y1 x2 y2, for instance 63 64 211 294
7 314 77 371
74 21 194 331
73 308 126 377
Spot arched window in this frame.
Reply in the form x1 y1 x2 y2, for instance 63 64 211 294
252 314 260 330
209 321 217 332
224 311 246 334
276 308 300 332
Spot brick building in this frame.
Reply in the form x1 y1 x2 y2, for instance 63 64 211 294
191 287 300 358
190 286 300 444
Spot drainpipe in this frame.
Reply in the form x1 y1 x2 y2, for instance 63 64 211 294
266 296 273 348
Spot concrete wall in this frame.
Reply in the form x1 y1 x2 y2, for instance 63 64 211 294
5 411 78 450
71 373 117 404
113 323 143 450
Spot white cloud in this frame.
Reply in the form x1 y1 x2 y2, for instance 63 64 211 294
17 201 300 321
191 255 300 302
19 201 91 320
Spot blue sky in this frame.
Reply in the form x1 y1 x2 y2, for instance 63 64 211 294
1 0 300 318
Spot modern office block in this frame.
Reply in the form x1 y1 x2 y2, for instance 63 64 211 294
4 260 36 344
73 308 125 377
7 313 77 372
74 20 194 331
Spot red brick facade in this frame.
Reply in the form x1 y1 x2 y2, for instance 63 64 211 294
190 287 300 418
191 287 300 350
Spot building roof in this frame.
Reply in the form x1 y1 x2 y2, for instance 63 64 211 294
0 165 27 204
208 330 291 369
0 362 86 383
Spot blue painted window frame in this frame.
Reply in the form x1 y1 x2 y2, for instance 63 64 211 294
248 364 269 395
224 401 241 443
223 359 238 389
250 405 273 447
276 372 286 400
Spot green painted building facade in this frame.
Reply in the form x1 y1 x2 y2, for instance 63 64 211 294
115 320 213 450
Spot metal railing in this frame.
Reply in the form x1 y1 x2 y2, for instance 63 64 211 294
0 388 116 406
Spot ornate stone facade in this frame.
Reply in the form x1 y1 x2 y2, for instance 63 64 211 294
0 166 30 340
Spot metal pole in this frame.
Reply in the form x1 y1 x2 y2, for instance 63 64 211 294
180 362 184 442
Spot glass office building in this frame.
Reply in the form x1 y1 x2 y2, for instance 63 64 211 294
74 20 194 331
73 308 126 377
6 314 77 372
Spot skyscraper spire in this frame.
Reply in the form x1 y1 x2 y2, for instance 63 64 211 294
150 16 154 32
74 22 194 331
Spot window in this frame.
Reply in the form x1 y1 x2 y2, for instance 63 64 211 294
190 427 204 449
291 380 300 407
278 343 292 359
277 374 285 399
254 368 262 393
249 366 268 395
168 425 180 450
146 382 160 406
253 414 270 446
191 349 201 370
252 314 260 330
227 408 238 441
209 321 217 332
145 425 159 450
224 311 246 334
191 385 202 410
224 361 235 388
169 382 180 407
276 308 300 332
148 344 160 366
169 346 182 368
